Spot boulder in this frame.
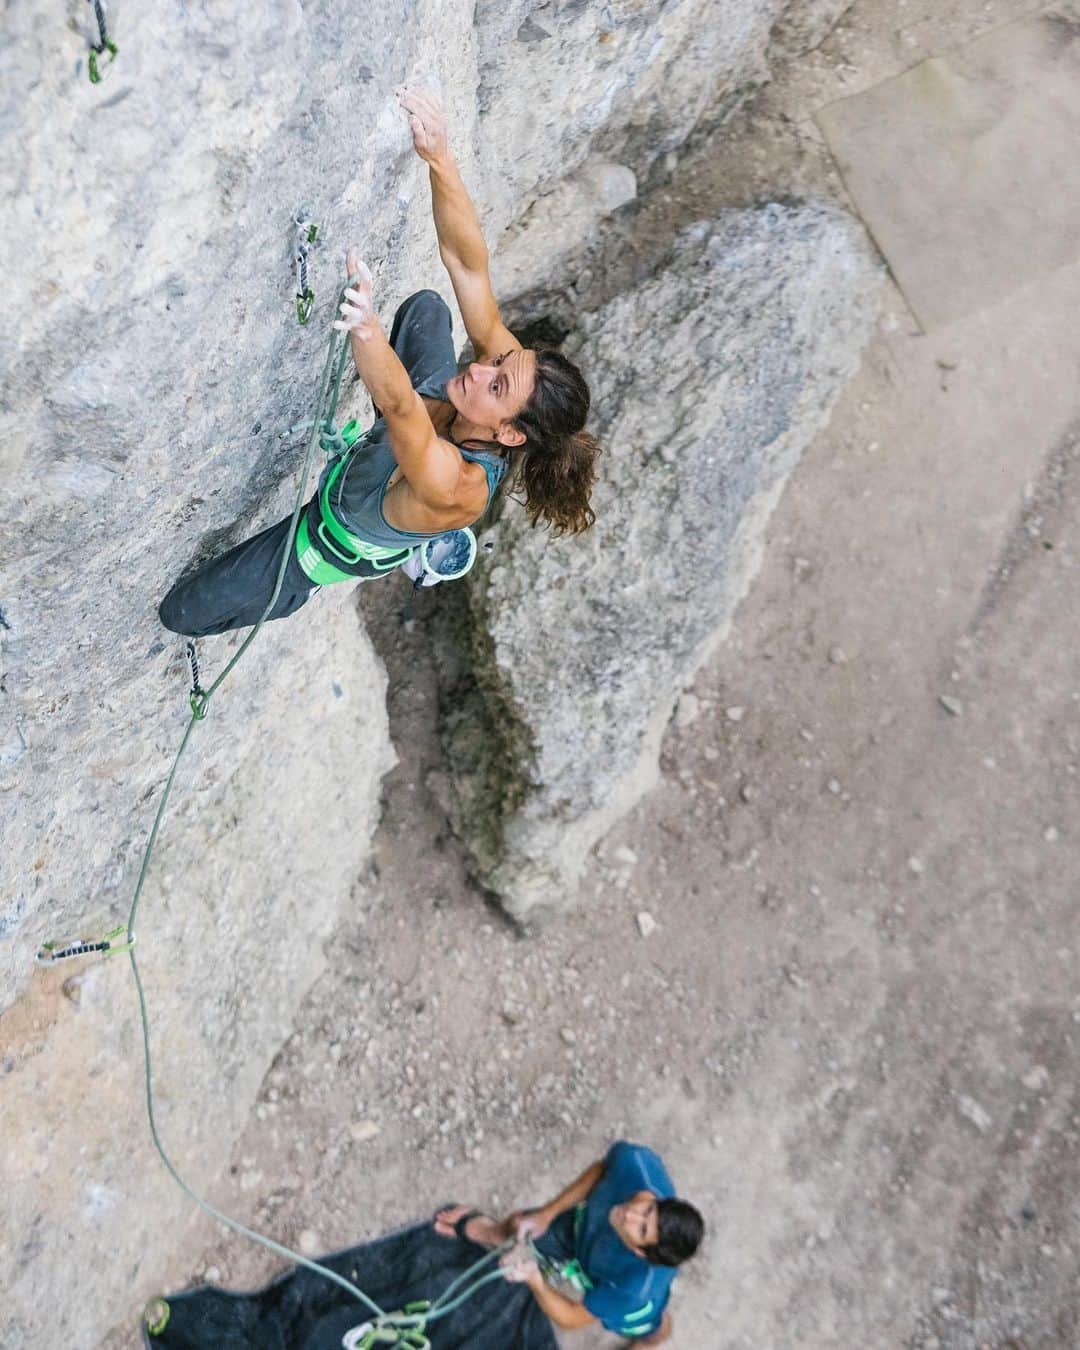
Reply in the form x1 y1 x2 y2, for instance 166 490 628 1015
440 205 881 918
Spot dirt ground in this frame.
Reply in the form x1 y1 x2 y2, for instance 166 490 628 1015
107 3 1079 1346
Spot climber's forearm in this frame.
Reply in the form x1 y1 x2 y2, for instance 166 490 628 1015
427 154 489 273
536 1159 605 1224
347 323 415 417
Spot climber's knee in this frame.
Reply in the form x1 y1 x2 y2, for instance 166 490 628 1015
396 289 450 325
158 585 187 635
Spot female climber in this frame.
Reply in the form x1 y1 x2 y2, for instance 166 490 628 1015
159 87 599 637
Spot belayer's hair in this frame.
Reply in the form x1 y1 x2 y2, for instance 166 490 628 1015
509 349 599 535
641 1198 705 1267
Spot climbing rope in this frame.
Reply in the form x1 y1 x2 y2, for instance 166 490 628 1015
293 211 319 324
41 274 523 1339
87 0 118 84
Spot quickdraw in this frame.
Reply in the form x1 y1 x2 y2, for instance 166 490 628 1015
36 924 133 967
186 640 208 720
294 212 320 324
87 0 118 84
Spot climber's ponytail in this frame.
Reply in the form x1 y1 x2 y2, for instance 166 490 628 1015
509 350 600 536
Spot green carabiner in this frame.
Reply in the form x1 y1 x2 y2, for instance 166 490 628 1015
144 1298 171 1337
296 288 315 325
88 37 118 83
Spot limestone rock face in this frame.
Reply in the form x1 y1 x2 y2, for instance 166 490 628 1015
442 206 881 918
2 1 857 1344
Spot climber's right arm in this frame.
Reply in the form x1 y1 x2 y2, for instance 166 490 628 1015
397 86 520 362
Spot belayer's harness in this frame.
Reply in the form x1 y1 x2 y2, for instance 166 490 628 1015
534 1203 594 1298
293 419 480 589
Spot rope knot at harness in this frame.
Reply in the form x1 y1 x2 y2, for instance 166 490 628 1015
294 212 320 324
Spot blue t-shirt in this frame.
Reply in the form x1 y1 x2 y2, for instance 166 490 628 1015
576 1141 677 1337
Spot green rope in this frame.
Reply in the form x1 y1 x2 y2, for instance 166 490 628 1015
343 1243 526 1346
427 1240 510 1315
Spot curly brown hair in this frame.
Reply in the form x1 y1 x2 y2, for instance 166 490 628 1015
509 349 600 535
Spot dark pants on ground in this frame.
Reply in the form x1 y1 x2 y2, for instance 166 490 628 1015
158 290 456 637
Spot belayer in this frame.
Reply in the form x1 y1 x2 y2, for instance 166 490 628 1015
159 87 600 637
435 1140 705 1346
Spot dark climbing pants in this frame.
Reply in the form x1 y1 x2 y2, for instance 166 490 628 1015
158 289 458 638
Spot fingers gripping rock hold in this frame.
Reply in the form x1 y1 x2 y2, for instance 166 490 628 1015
394 84 449 164
345 249 373 290
334 253 376 335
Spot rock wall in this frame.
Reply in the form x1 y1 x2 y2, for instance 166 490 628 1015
440 206 881 918
2 0 861 1343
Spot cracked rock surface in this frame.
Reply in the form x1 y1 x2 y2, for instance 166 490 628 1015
441 204 880 918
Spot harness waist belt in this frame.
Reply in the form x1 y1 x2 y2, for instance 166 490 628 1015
295 492 413 586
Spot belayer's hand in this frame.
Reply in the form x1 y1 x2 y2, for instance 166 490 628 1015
500 1247 541 1287
506 1208 551 1241
334 250 377 339
396 85 449 165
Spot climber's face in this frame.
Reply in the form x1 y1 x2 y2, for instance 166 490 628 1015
448 348 535 447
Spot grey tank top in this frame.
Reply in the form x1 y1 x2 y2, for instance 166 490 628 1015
319 376 508 551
